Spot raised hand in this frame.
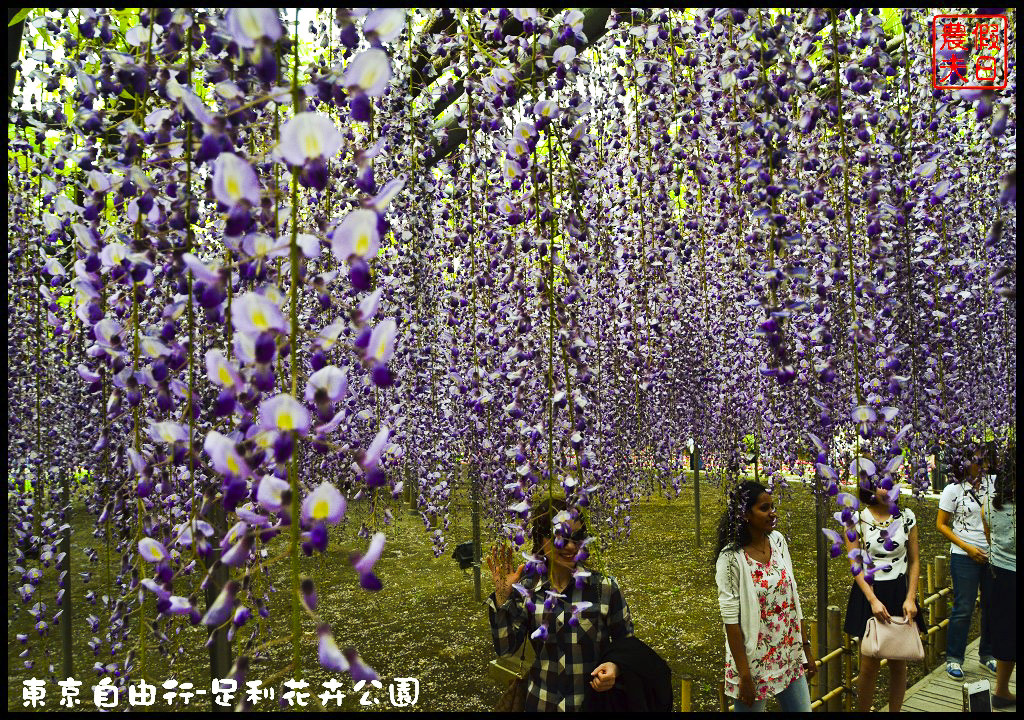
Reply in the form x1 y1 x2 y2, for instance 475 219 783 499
486 542 525 605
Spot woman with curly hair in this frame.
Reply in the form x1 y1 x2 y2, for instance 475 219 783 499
714 481 816 712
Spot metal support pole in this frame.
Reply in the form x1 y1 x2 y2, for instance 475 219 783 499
931 448 945 493
403 462 411 512
814 471 829 706
467 462 482 602
680 674 692 712
206 503 232 709
693 442 701 546
60 469 73 679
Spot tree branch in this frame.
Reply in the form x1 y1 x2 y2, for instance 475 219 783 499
423 7 616 170
409 8 566 101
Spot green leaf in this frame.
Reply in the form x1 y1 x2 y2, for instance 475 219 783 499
36 25 52 48
881 8 902 37
8 8 33 27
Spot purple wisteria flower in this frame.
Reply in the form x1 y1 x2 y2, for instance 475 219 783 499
364 318 397 365
138 538 170 563
5 6 1016 694
277 112 343 167
212 153 261 208
351 532 385 591
821 528 844 558
205 349 243 390
146 420 187 445
301 482 346 525
331 209 380 262
259 393 310 436
225 8 283 48
343 48 393 97
203 431 251 479
362 9 404 44
359 426 391 473
256 475 290 513
318 625 350 672
200 580 240 626
231 292 287 336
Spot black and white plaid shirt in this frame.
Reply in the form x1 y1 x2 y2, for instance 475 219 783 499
486 570 634 711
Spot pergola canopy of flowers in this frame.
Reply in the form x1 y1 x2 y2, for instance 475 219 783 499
7 6 1015 696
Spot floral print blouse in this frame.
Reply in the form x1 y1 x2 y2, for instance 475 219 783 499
724 547 805 701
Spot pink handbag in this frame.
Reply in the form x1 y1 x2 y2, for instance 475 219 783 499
862 616 924 661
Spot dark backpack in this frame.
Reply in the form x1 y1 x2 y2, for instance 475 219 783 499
452 541 476 570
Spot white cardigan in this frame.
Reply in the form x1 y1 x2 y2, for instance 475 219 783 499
715 531 807 666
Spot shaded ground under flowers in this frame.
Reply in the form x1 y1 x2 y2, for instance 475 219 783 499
8 479 970 712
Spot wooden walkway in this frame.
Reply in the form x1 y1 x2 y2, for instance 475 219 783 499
882 638 1016 712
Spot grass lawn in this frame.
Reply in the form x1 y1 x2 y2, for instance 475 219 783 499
8 474 975 712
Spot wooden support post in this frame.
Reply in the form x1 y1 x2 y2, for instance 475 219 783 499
843 632 854 711
851 635 861 707
826 606 842 712
718 680 728 712
922 568 933 666
917 568 926 667
926 559 936 665
924 602 933 668
680 674 692 712
808 618 821 704
934 555 948 661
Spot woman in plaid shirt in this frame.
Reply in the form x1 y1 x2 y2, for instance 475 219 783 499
486 497 634 711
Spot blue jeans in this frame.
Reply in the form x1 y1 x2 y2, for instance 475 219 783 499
734 675 812 713
947 553 994 664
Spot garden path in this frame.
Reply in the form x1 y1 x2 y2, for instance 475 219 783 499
882 637 1016 712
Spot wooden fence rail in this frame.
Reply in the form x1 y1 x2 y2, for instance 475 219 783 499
704 554 954 713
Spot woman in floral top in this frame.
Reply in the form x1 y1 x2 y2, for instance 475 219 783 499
714 481 816 712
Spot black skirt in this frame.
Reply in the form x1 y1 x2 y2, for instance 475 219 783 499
844 573 928 639
989 566 1016 661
